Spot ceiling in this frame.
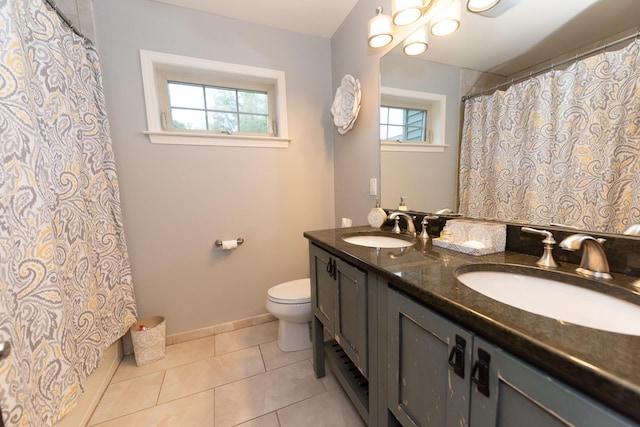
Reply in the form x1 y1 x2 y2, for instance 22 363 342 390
412 0 640 75
152 0 640 75
149 0 360 38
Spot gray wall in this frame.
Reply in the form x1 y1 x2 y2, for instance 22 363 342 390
330 0 383 227
330 0 422 226
93 0 335 334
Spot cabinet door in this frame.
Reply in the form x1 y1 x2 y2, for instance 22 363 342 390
388 288 472 427
335 257 368 377
469 337 636 427
309 244 337 335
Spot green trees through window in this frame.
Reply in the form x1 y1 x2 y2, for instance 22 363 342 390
168 81 269 134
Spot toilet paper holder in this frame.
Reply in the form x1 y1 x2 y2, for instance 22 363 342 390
215 238 244 247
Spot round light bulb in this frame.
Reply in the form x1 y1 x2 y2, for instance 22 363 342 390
403 41 428 55
403 26 428 55
368 7 394 48
466 0 500 13
392 0 423 26
430 18 460 36
430 0 461 37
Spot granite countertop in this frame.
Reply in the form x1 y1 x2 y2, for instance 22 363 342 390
304 226 640 423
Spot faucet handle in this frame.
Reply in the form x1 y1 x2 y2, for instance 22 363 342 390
522 227 556 244
392 217 402 234
522 227 558 268
419 215 438 240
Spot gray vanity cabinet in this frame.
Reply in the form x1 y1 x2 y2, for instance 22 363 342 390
387 288 473 427
306 235 638 427
310 244 337 335
334 256 369 375
469 337 635 427
387 287 636 427
309 244 368 376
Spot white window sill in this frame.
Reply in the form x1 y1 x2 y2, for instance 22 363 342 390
143 131 291 148
381 142 447 153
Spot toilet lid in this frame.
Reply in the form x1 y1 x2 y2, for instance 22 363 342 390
268 278 311 304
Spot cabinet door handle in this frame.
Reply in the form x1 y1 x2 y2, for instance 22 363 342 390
325 258 337 279
471 348 491 397
447 335 466 379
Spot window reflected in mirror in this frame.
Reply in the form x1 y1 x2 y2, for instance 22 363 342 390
380 105 427 142
380 86 446 153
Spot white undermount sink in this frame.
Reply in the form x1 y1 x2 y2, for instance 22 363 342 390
455 266 640 336
342 234 414 248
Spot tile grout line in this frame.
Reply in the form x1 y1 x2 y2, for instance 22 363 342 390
97 322 349 426
155 370 167 406
257 343 268 373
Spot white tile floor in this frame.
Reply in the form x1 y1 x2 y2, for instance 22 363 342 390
88 321 366 426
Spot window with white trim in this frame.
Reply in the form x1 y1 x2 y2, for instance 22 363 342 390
140 50 290 148
380 86 446 153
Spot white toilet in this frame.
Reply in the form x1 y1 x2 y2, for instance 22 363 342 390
266 278 312 352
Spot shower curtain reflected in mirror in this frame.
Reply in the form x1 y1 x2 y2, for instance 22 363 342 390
459 39 640 234
0 0 137 425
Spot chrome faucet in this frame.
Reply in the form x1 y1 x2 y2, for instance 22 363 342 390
623 224 640 236
435 208 455 215
388 212 416 237
559 234 612 279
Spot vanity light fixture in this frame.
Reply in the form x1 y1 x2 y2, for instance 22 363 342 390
392 0 426 26
369 0 466 53
403 25 429 55
466 0 520 17
368 6 394 48
430 0 461 36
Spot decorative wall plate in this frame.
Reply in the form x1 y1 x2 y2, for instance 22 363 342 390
331 74 361 134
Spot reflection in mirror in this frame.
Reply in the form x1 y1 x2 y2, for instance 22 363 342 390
459 37 640 234
380 87 445 150
380 55 460 213
379 0 640 234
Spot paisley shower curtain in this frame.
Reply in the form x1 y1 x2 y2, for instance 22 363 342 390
0 0 137 425
459 39 640 233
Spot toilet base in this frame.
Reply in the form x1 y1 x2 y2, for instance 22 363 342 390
277 320 311 352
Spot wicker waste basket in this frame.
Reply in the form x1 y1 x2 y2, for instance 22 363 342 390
130 316 166 367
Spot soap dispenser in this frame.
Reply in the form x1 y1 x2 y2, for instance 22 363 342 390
367 199 387 228
398 196 409 211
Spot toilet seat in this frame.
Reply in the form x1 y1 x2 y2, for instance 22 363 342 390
267 278 310 305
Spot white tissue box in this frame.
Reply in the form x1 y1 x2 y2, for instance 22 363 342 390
432 220 506 256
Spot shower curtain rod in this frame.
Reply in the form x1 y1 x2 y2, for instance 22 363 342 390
461 30 640 102
43 0 92 44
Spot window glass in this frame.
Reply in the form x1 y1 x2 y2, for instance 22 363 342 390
206 87 237 112
207 112 238 133
168 81 270 135
380 105 427 142
238 91 268 114
387 107 404 125
168 83 205 109
171 108 206 130
239 114 268 133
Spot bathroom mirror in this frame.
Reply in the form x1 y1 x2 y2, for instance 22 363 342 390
379 0 640 234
